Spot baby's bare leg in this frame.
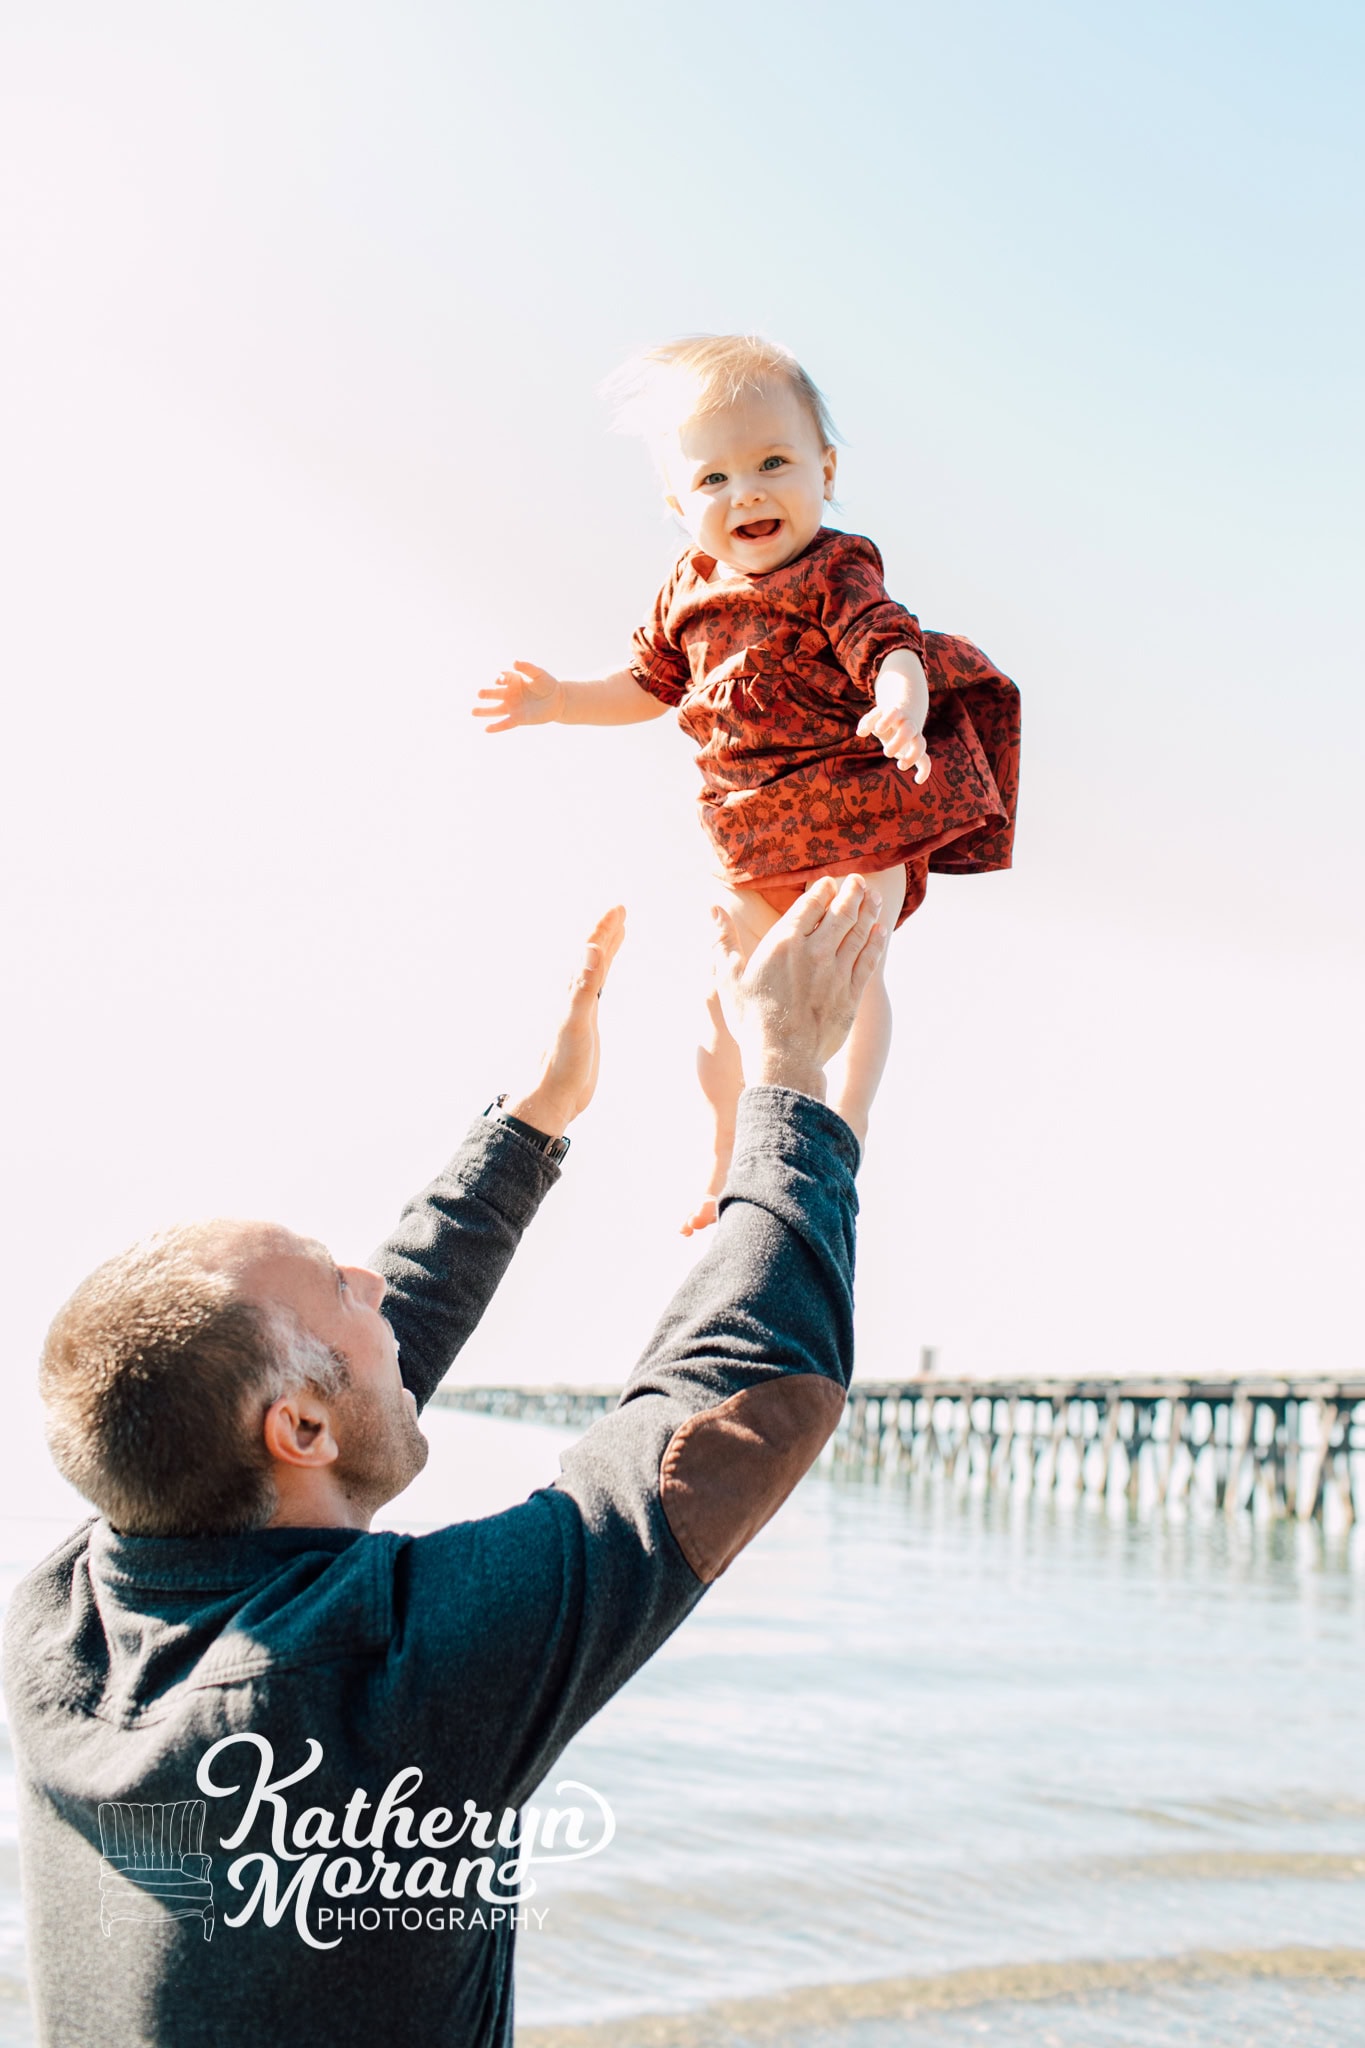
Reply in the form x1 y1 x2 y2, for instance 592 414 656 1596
682 883 786 1237
826 864 907 1146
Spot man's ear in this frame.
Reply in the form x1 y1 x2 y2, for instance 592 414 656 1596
822 445 838 501
663 492 682 517
262 1393 339 1471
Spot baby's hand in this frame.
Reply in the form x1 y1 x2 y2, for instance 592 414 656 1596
858 657 933 783
473 660 564 732
856 696 932 783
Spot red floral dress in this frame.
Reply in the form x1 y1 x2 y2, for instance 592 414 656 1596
628 528 1021 925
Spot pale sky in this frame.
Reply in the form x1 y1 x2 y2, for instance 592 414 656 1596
2 1 1361 1522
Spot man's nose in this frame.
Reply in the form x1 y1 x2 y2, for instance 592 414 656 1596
348 1265 387 1310
732 476 767 506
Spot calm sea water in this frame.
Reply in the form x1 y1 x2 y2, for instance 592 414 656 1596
3 1410 1363 2046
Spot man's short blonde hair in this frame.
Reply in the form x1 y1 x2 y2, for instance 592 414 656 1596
605 334 838 452
40 1228 351 1537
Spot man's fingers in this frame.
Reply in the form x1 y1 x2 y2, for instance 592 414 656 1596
588 902 626 957
571 944 602 996
786 874 851 937
836 884 881 944
847 919 889 1006
820 874 874 935
840 883 889 1001
584 905 626 984
774 874 888 949
832 889 882 983
572 906 626 1000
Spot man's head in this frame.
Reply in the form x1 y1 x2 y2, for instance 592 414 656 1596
40 1222 428 1537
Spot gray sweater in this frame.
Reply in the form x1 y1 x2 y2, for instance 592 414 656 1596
3 1086 859 2046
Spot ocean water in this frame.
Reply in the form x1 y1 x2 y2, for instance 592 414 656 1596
3 1411 1364 2046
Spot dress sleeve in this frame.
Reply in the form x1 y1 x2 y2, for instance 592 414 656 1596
626 562 692 706
817 534 925 696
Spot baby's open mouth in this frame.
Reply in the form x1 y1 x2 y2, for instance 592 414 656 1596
732 519 781 541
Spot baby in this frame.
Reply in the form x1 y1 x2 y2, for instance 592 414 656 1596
475 335 1020 1232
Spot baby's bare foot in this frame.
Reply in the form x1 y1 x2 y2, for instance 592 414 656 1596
679 1133 734 1237
679 1196 719 1238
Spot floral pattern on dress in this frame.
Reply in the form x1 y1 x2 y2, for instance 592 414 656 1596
629 528 1021 927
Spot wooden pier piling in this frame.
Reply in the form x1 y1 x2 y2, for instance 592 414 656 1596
429 1376 1365 1522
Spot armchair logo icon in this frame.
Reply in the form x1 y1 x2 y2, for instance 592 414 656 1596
98 1800 215 1941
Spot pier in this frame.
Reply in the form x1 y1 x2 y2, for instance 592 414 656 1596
430 1376 1365 1521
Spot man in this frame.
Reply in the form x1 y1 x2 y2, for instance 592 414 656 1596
5 875 886 2047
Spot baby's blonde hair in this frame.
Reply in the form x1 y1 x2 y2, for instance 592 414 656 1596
604 334 839 453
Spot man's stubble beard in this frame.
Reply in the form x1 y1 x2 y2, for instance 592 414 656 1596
336 1383 429 1517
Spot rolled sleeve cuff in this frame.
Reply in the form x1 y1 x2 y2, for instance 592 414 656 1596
447 1115 564 1219
835 608 927 697
726 1084 863 1194
627 652 688 707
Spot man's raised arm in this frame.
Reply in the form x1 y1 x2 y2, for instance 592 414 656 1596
381 878 888 1809
372 908 625 1407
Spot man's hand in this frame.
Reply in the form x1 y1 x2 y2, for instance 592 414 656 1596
503 906 626 1138
711 877 887 1104
473 660 565 732
856 654 932 783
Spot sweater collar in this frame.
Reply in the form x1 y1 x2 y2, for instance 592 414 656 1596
87 1516 369 1593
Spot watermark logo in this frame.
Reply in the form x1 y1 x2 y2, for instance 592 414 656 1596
97 1800 216 1940
181 1734 614 1950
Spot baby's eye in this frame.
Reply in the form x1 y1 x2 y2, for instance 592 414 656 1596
760 455 787 471
701 472 727 487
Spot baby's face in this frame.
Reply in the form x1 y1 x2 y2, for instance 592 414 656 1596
661 381 836 577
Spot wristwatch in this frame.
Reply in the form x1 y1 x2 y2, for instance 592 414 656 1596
483 1094 571 1165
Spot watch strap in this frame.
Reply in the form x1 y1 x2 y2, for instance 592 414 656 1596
484 1095 571 1164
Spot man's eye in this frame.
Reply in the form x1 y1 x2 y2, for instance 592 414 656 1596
761 455 786 471
701 472 726 487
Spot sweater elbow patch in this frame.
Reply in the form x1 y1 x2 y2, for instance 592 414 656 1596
659 1375 846 1584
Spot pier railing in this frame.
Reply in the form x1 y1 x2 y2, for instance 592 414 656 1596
430 1376 1365 1522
